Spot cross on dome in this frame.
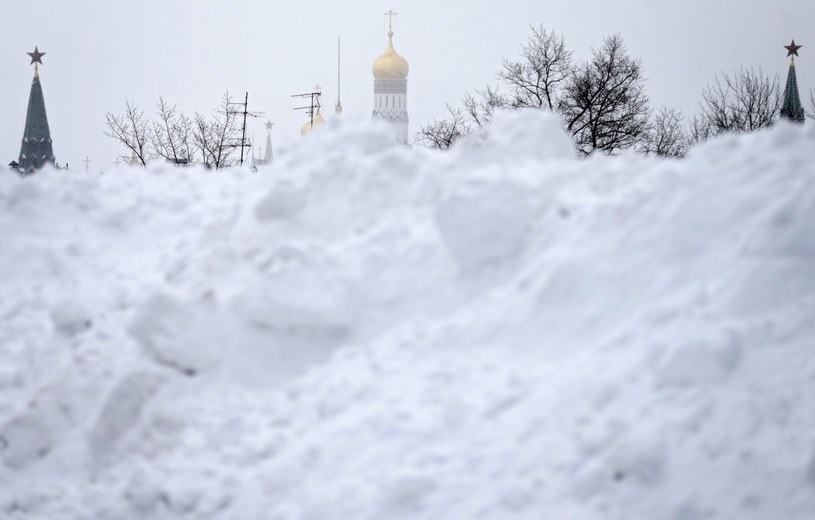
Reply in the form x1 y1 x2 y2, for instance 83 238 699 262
384 9 397 36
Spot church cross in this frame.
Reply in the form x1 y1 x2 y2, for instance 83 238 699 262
384 9 397 31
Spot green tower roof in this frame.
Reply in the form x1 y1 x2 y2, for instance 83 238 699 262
780 41 805 123
18 54 55 173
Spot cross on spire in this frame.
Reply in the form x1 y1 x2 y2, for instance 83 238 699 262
384 9 397 34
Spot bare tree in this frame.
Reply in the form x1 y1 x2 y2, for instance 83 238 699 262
104 100 150 166
193 114 216 167
559 34 650 155
457 27 571 131
641 106 689 158
689 114 714 146
417 29 652 156
416 27 571 149
414 104 470 150
808 90 815 119
193 92 239 169
462 86 507 129
498 25 573 110
176 112 196 163
150 97 191 164
694 68 780 140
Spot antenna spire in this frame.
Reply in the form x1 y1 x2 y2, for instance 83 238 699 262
336 36 343 114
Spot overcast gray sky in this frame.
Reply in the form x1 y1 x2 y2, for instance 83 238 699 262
2 0 812 170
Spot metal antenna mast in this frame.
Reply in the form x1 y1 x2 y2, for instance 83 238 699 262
336 37 343 114
292 86 323 130
227 92 264 167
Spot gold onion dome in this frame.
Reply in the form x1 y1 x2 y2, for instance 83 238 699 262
300 107 326 136
372 29 409 80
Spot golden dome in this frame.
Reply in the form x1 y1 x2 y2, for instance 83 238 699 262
372 30 409 80
300 107 326 136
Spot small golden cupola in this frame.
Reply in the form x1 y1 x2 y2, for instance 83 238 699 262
372 19 409 80
300 107 326 136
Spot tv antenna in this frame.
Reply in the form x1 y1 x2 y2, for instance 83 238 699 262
227 92 264 167
292 85 322 130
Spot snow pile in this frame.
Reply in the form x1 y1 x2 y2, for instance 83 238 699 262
1 112 815 519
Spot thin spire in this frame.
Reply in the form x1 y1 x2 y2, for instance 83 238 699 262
336 36 343 114
19 46 55 173
264 121 274 163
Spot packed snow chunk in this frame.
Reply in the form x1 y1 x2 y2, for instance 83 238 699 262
376 473 438 516
0 412 54 469
435 170 543 272
604 431 667 488
750 181 815 259
807 446 815 486
2 113 815 520
128 294 223 375
234 252 357 337
655 331 741 388
88 371 163 468
49 299 92 336
123 467 169 516
459 109 577 161
254 179 307 221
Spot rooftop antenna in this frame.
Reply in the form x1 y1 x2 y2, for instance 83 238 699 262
335 36 343 114
292 85 323 129
227 92 264 167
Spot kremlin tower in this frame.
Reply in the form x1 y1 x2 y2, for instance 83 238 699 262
372 10 410 145
780 40 805 123
17 47 56 174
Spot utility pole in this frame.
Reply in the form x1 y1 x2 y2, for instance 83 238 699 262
84 156 91 174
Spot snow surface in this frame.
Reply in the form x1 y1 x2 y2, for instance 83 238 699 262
1 111 815 519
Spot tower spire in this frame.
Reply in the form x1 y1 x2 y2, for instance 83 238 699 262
264 121 274 163
336 36 343 114
18 46 55 174
780 39 805 123
372 10 410 145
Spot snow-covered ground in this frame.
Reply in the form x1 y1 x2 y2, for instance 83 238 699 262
1 111 814 520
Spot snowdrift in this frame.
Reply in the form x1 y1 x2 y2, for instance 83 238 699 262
1 112 814 520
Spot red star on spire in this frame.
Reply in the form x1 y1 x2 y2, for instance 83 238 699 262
27 46 46 65
784 40 802 58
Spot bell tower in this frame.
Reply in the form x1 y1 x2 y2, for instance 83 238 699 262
372 10 410 145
